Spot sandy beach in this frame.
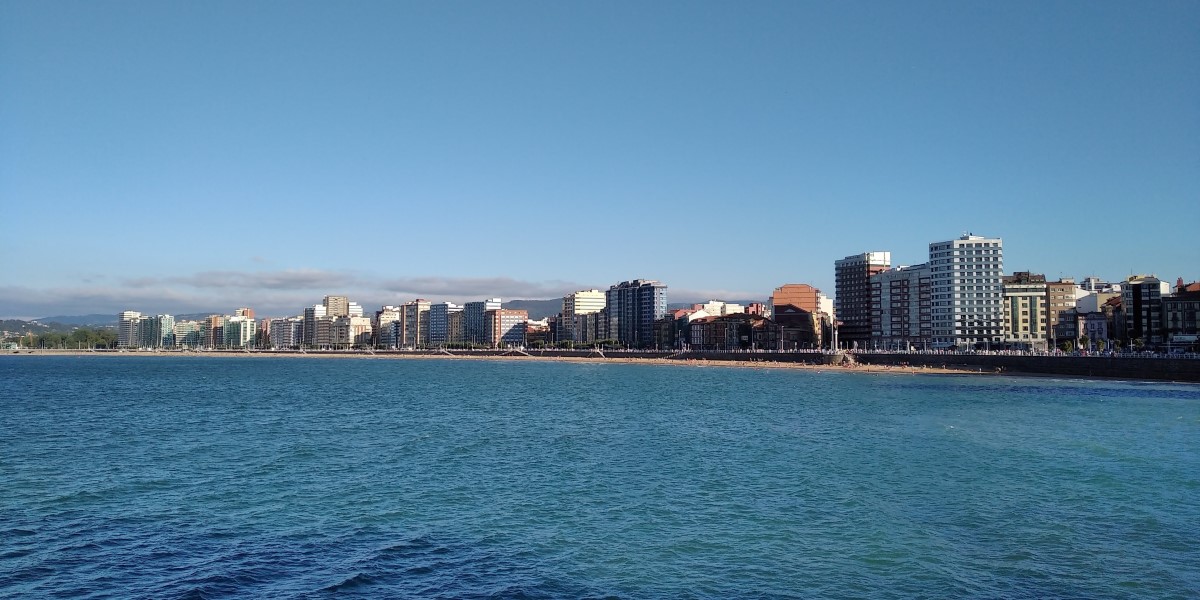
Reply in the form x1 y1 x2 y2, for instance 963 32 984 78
6 349 984 376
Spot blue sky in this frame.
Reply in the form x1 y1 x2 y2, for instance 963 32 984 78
2 1 1197 318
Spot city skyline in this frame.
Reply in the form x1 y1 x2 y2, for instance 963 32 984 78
3 2 1198 319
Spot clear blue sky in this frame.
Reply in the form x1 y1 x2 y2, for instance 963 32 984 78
2 1 1197 318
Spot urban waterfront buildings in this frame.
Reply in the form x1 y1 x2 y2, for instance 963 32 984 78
604 280 667 348
1001 271 1048 349
99 231 1197 353
870 263 931 350
835 252 891 349
928 234 1004 349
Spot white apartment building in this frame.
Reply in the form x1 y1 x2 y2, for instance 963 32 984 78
118 311 142 348
929 234 1004 348
268 317 304 349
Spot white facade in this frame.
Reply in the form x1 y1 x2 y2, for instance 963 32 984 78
268 317 304 348
929 234 1004 348
118 311 142 348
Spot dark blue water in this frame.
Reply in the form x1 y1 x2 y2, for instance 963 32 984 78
2 356 1198 599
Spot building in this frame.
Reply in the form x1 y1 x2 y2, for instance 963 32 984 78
268 317 304 349
562 289 606 343
303 304 327 347
118 311 142 348
1046 279 1083 349
688 314 780 351
1001 271 1047 349
323 295 350 317
402 299 432 348
604 280 668 348
374 305 403 348
174 320 201 348
835 251 891 349
463 298 503 345
203 315 226 348
334 315 373 347
1119 275 1170 346
928 234 1004 349
224 315 257 348
1163 282 1200 351
428 302 463 346
486 309 528 347
144 314 175 348
871 263 932 351
771 283 822 315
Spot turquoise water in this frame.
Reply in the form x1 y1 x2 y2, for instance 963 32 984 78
1 356 1198 599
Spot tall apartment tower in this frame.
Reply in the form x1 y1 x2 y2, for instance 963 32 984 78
835 252 891 349
463 298 503 345
1046 279 1080 348
928 234 1004 349
323 295 350 317
871 264 932 350
1002 271 1048 349
402 299 432 348
117 311 142 348
1121 275 1169 345
562 289 606 343
604 280 667 349
428 302 463 346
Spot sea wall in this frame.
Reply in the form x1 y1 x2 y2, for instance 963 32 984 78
852 353 1200 383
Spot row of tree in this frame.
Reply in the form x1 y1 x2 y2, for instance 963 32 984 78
6 328 118 349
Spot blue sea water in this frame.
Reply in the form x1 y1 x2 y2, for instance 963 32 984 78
1 356 1198 599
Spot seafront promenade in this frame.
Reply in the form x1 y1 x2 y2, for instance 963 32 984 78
10 348 1200 382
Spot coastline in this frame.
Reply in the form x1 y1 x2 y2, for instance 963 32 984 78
0 349 1020 377
11 349 1199 383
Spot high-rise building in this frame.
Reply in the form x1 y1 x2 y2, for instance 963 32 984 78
118 311 142 348
1002 271 1048 349
463 298 503 345
203 315 226 348
562 289 606 342
374 305 402 348
835 251 891 349
402 299 432 348
604 280 668 348
871 264 932 351
928 234 1004 349
303 305 327 347
323 295 350 317
268 317 304 349
224 315 257 348
1120 275 1170 345
428 302 463 346
174 320 201 348
486 309 528 347
1046 279 1083 348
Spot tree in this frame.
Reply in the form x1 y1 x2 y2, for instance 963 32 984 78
1097 339 1107 351
1079 334 1090 351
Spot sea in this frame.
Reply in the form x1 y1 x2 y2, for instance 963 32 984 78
1 355 1198 599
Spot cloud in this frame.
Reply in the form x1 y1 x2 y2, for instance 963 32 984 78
0 271 592 320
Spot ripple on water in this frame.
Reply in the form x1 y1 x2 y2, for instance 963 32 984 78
1 356 1198 598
